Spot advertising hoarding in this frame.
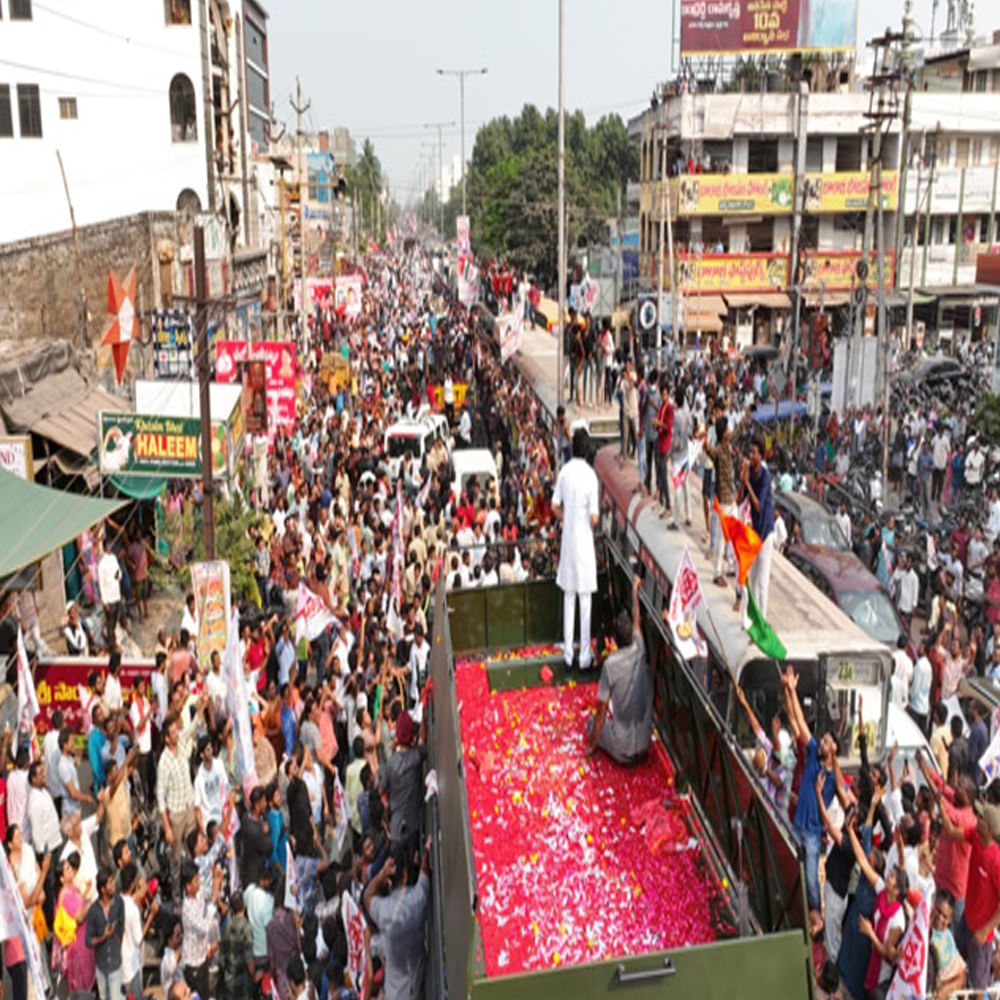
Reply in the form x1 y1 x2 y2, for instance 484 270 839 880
98 412 227 478
680 0 858 55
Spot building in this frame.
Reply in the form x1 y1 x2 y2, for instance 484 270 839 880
0 0 269 345
243 0 271 155
635 37 1000 350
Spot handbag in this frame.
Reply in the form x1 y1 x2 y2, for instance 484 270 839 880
32 903 50 942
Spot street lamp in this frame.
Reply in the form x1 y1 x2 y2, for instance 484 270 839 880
436 66 488 217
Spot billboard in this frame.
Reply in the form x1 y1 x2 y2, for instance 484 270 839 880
801 250 896 291
680 0 858 55
98 412 227 478
215 340 297 440
335 275 363 318
676 171 898 216
676 253 789 293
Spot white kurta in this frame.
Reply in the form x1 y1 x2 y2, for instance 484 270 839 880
553 457 599 594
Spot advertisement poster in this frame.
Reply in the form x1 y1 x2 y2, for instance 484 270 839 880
335 275 363 319
151 309 195 378
98 412 226 478
456 215 471 255
676 170 897 216
457 255 478 307
498 312 523 363
243 359 268 435
802 250 897 292
34 656 156 738
680 0 857 55
675 253 789 293
215 340 297 441
191 561 231 673
0 436 33 481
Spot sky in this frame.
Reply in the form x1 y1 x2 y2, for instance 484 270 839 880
267 0 957 204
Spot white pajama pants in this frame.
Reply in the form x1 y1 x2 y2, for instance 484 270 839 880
740 530 775 622
563 590 593 668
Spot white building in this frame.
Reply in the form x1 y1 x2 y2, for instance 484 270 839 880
0 0 267 248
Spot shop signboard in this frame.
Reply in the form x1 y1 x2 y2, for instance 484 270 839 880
151 309 195 378
680 0 858 55
676 170 898 216
801 250 897 292
0 436 33 481
98 412 227 478
676 253 789 293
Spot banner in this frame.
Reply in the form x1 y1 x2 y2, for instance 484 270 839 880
285 843 301 911
497 312 523 363
98 412 226 478
676 170 897 216
215 340 297 441
335 275 363 318
341 891 369 997
294 582 336 644
223 609 258 797
885 892 930 1000
243 359 268 435
456 215 470 255
680 0 858 55
34 657 156 741
16 627 39 744
676 253 789 294
0 844 48 1000
151 309 195 378
0 436 33 481
457 255 478 307
671 440 703 491
190 561 231 672
801 250 897 292
666 548 707 660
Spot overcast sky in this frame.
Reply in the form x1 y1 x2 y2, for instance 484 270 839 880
268 0 955 202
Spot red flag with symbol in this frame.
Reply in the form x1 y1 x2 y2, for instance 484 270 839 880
101 266 138 384
341 890 369 997
885 891 930 1000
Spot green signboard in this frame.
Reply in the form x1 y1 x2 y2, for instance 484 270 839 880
98 412 227 479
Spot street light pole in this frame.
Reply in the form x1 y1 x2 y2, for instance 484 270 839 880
557 0 565 407
425 120 456 236
436 66 488 218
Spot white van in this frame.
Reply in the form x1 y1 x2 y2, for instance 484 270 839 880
451 448 498 499
384 419 435 479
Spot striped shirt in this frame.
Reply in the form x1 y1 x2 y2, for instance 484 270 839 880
157 746 193 815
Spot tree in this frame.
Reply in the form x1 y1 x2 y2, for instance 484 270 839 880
446 104 638 288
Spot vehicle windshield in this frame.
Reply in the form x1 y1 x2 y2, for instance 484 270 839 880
838 589 901 645
388 435 422 459
802 516 849 549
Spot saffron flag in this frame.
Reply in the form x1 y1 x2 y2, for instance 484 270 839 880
714 497 762 586
885 892 930 1000
746 588 787 660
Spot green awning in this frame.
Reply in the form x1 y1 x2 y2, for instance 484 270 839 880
109 474 168 500
0 469 125 577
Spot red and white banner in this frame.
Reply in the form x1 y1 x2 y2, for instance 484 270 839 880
498 311 524 364
341 890 368 997
667 548 707 660
885 892 930 1000
223 608 258 797
456 215 470 255
671 440 703 491
294 582 336 645
215 340 297 441
335 275 363 319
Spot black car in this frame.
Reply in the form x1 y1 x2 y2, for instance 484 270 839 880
907 357 964 385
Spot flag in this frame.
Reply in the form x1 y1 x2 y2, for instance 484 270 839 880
284 843 301 911
980 727 1000 786
885 892 930 1000
294 582 336 644
746 588 787 660
341 891 369 997
876 539 894 589
0 844 48 1000
666 548 708 661
16 627 39 746
714 497 762 586
671 440 703 491
332 771 349 856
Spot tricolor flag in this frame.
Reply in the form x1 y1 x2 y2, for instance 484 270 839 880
746 589 787 660
714 497 762 587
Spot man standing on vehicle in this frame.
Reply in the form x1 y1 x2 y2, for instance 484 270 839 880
739 436 775 618
553 428 599 671
932 423 951 506
585 575 652 763
892 553 920 633
783 666 838 932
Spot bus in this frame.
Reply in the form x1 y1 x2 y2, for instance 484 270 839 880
595 444 894 773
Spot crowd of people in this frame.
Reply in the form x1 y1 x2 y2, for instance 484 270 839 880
0 244 580 1000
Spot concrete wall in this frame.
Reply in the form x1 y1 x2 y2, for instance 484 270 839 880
0 212 179 344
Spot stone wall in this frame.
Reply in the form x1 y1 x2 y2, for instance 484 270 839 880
0 211 180 345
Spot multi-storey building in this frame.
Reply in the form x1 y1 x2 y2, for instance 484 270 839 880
636 35 1000 349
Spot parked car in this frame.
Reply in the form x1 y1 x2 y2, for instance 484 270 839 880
775 491 850 551
785 543 908 649
905 357 964 386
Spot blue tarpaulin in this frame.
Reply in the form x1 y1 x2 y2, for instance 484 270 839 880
752 399 808 423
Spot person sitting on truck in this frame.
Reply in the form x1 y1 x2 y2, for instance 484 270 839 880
782 665 839 928
585 575 652 765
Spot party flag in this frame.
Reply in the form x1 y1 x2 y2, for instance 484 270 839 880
714 497 762 586
746 589 786 660
341 891 369 997
885 892 930 1000
16 627 39 747
284 842 301 911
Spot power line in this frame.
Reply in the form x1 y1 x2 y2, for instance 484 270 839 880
0 57 164 95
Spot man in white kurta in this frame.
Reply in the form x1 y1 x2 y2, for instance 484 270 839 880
553 429 599 669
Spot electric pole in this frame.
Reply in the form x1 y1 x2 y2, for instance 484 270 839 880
425 120 456 236
556 0 565 407
194 225 215 560
290 78 311 348
436 66 488 217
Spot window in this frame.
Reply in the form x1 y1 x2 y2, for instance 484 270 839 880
9 0 31 19
16 83 40 136
975 70 988 93
246 66 267 115
972 139 983 165
955 137 969 166
164 0 191 24
991 137 1000 165
58 97 77 120
168 73 196 142
245 22 266 68
0 86 11 137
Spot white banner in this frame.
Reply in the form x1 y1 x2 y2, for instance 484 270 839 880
16 627 39 744
667 548 707 660
295 582 336 644
223 609 258 798
341 890 369 997
335 275 363 319
885 892 930 1000
456 215 470 255
498 311 523 363
284 842 301 911
0 846 48 1000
